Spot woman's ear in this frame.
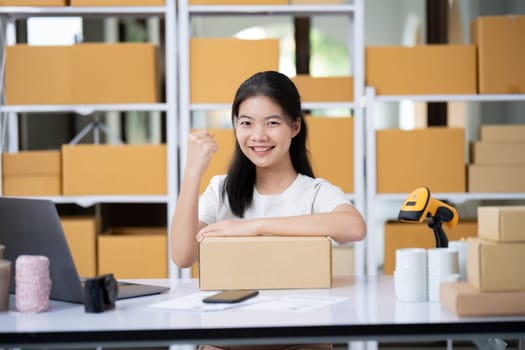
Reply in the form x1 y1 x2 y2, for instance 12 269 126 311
291 118 301 137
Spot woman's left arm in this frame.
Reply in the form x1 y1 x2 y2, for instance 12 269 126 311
196 203 366 244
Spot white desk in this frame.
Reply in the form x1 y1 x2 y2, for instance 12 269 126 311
0 276 524 348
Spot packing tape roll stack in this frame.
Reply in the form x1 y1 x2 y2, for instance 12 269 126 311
15 255 52 313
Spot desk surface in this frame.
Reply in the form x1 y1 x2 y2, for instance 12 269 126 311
1 276 524 348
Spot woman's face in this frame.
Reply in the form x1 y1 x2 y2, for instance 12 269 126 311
235 95 300 170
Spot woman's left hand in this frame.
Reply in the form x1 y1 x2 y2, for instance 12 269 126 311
196 219 260 241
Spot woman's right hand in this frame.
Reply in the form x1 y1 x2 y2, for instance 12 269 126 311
185 130 218 177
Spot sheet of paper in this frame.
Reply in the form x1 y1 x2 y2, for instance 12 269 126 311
149 293 346 313
148 292 274 312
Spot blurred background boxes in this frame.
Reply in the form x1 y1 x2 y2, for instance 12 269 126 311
199 236 332 290
61 216 98 278
2 150 61 196
468 125 525 192
376 127 465 193
383 220 477 274
62 144 166 195
190 38 279 103
189 0 286 4
365 45 477 95
0 0 66 4
98 227 168 279
5 43 159 105
471 15 525 94
306 116 353 193
292 75 354 102
70 0 164 5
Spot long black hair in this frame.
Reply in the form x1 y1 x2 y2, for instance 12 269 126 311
222 71 314 218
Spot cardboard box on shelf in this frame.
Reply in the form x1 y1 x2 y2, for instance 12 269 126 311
194 128 235 194
290 0 341 3
467 237 525 292
478 125 525 142
291 75 353 102
384 220 477 275
376 128 466 193
71 0 164 5
471 142 525 165
365 45 477 95
5 43 159 105
471 15 525 94
2 150 61 196
440 282 525 317
190 38 279 103
98 227 167 279
468 164 525 192
306 116 353 193
477 206 525 243
62 144 166 195
332 245 354 277
199 236 332 290
0 0 66 5
61 216 98 278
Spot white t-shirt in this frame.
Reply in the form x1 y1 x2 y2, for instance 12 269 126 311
198 174 350 224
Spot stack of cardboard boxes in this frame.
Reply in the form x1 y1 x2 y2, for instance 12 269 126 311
469 125 525 192
440 206 525 316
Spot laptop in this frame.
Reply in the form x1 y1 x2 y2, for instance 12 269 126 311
0 197 170 304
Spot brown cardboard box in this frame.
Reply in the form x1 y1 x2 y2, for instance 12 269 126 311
332 245 353 276
376 128 466 193
479 125 525 142
190 38 279 103
98 227 167 279
190 0 286 4
61 217 97 277
62 144 166 195
71 43 159 104
471 142 525 164
290 0 341 3
292 75 353 102
467 237 525 292
468 164 525 192
199 236 332 290
0 0 66 5
478 206 525 242
306 116 353 193
2 151 61 196
440 282 525 317
5 45 71 105
71 0 164 5
6 43 159 105
384 220 477 274
365 45 477 95
471 16 525 94
194 128 235 194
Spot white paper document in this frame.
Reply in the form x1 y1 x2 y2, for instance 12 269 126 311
149 293 346 313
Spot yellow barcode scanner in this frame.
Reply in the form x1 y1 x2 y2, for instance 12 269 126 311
398 187 459 248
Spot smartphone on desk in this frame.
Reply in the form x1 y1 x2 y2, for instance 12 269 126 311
202 290 259 304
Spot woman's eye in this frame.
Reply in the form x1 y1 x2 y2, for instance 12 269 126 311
239 120 251 126
268 121 280 126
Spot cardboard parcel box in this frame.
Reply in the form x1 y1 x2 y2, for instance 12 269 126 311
477 206 525 242
2 150 61 196
6 43 159 105
190 38 279 103
62 144 166 195
199 236 332 290
376 127 466 193
98 227 167 279
71 0 164 5
470 142 525 165
61 216 98 278
468 164 525 192
440 282 525 317
467 237 525 292
365 45 477 95
292 75 354 102
471 15 525 93
479 125 525 142
0 0 66 4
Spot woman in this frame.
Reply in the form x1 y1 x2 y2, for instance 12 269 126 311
170 71 366 349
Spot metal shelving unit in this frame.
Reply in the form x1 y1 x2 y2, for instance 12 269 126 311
364 86 525 276
0 0 179 278
177 0 365 278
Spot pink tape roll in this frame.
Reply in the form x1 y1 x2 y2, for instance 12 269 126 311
15 255 52 313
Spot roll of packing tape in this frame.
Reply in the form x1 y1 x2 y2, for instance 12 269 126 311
15 255 52 313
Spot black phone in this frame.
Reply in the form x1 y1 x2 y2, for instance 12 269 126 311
202 290 259 304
